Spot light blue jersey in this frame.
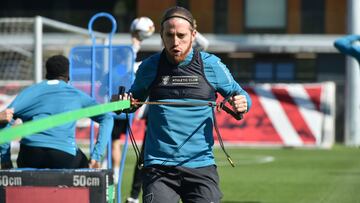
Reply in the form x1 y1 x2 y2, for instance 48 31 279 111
0 80 114 163
130 49 252 168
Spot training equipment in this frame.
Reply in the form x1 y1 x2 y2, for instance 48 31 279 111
129 82 336 148
130 17 155 41
70 12 135 203
0 100 130 144
0 82 336 148
0 169 114 203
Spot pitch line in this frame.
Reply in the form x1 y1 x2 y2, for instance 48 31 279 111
216 155 275 166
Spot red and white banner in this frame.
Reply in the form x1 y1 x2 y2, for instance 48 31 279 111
0 82 335 148
217 82 335 148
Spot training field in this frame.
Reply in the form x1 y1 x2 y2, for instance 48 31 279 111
120 145 360 203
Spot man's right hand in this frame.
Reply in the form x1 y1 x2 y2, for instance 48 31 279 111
112 93 140 114
111 94 123 114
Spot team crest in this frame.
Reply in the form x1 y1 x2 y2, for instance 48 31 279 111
161 76 170 85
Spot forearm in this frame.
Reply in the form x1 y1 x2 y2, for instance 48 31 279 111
91 115 114 161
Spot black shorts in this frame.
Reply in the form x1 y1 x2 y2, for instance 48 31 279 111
142 165 223 203
112 119 128 141
17 144 89 169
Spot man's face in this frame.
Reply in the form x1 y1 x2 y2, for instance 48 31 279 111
161 18 196 64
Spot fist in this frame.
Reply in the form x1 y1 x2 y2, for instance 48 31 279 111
230 95 248 113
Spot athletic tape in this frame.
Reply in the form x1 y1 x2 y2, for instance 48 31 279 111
0 100 130 144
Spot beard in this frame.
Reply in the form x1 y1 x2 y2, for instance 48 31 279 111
164 40 193 64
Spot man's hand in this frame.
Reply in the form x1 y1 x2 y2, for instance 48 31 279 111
0 108 14 124
89 159 101 169
229 95 248 113
111 92 139 114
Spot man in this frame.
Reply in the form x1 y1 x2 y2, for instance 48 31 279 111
0 55 114 169
120 6 252 203
125 18 210 203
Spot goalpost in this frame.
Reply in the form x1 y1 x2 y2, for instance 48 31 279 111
0 18 34 81
0 16 107 83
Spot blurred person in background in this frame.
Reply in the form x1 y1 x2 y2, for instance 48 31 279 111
111 17 154 186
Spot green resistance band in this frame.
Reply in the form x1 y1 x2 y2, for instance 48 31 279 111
0 100 130 144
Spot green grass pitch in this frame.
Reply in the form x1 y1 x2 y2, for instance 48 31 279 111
119 145 360 203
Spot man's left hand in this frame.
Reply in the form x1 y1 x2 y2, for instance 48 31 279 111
229 95 248 113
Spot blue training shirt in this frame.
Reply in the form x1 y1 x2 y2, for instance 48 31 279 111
130 49 252 168
0 80 114 164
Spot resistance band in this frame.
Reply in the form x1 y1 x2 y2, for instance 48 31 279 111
0 100 130 144
130 99 243 167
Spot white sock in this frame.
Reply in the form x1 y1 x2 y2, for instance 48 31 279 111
113 167 120 184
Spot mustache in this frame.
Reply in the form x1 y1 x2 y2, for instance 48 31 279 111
170 45 180 50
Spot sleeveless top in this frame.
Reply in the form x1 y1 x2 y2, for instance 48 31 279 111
149 50 216 101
